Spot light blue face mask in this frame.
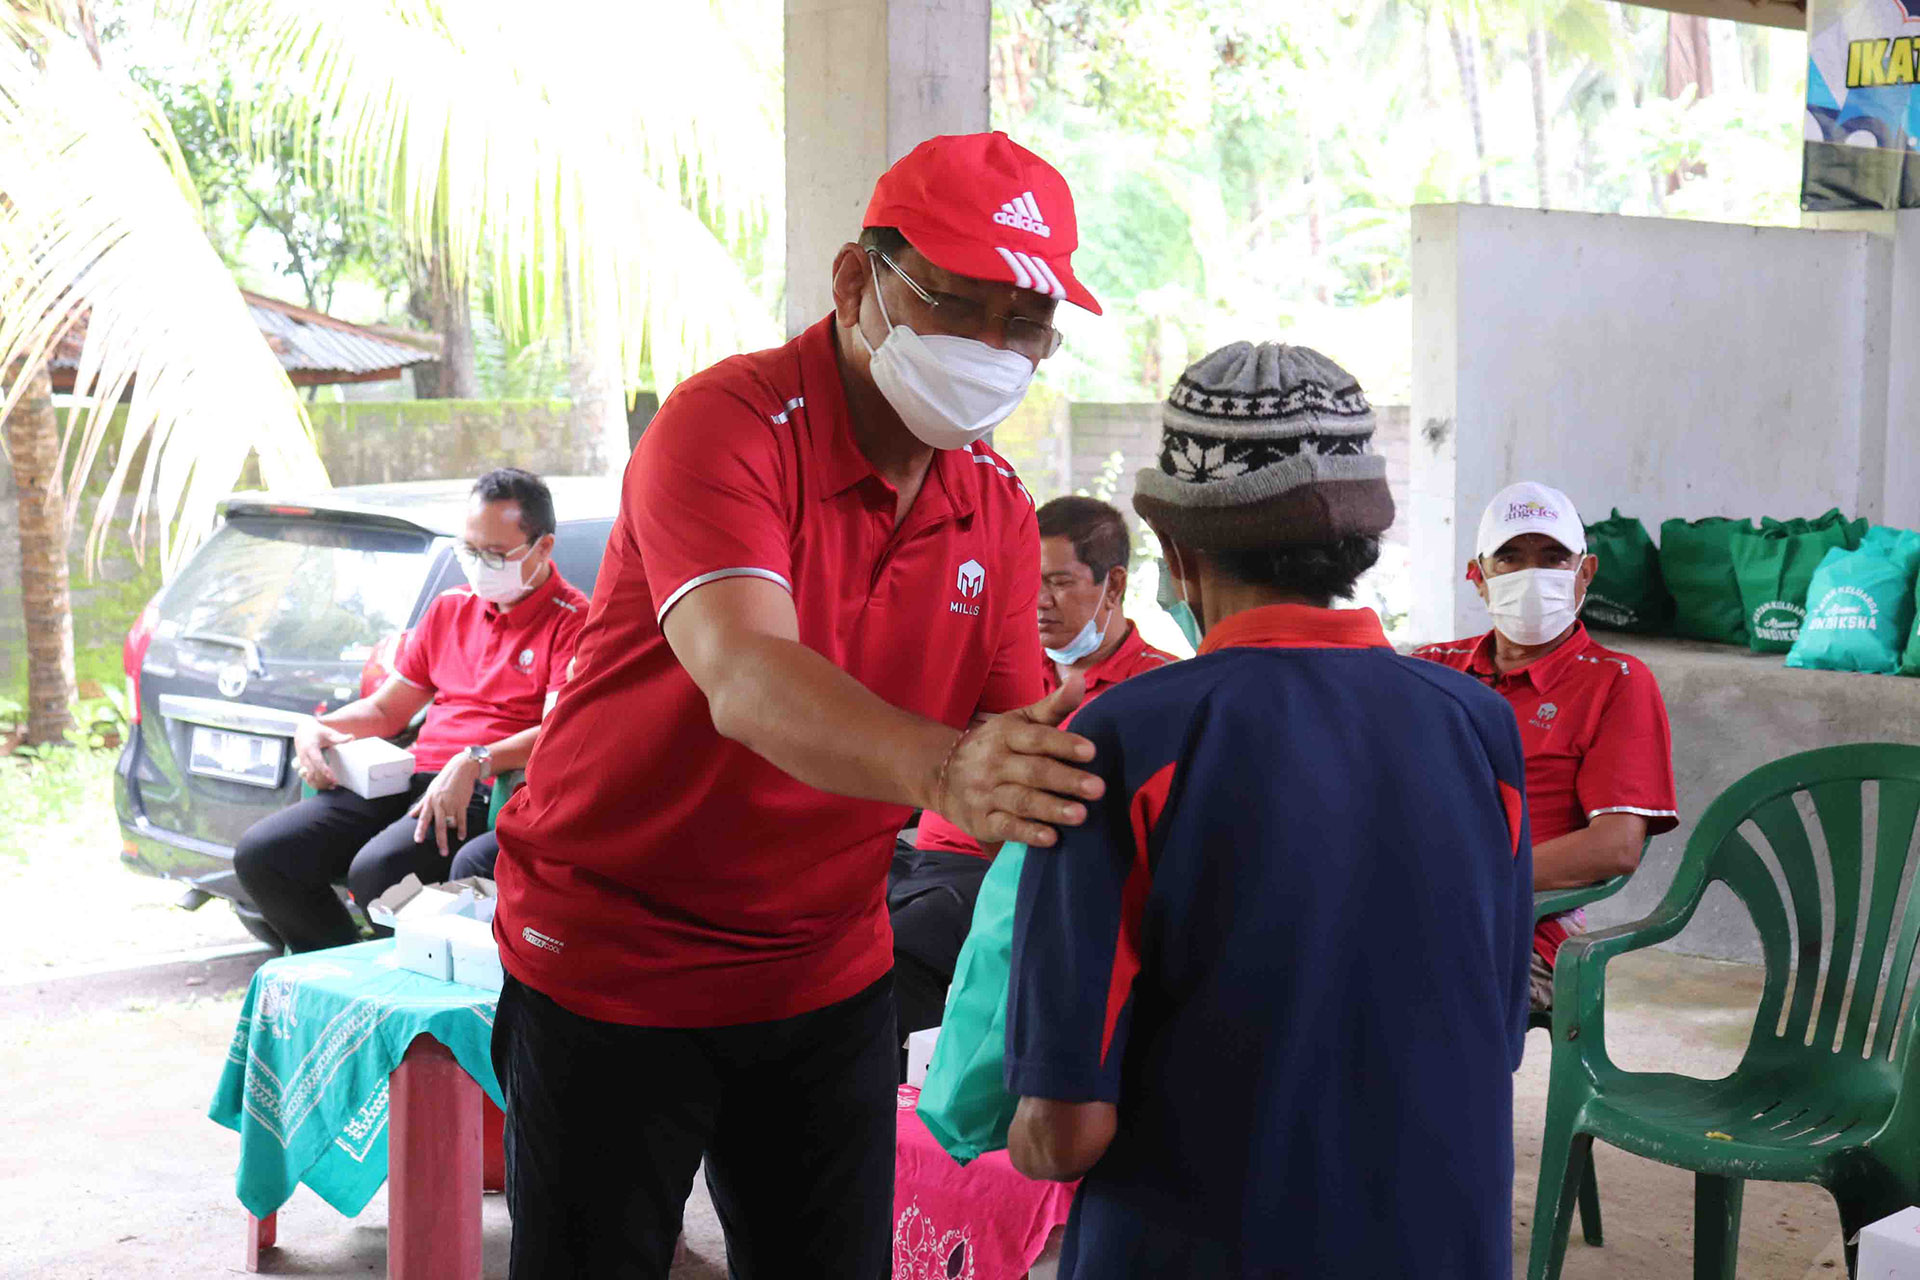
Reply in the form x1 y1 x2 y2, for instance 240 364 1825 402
1155 553 1202 650
1045 590 1115 665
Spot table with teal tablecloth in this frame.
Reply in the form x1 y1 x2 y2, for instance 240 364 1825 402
209 939 503 1221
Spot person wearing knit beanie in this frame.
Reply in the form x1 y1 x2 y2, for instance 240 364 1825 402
1004 340 1531 1277
1131 341 1394 638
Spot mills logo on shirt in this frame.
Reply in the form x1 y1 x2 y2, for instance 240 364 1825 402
951 559 986 617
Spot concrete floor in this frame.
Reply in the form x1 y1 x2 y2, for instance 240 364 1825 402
0 947 1855 1279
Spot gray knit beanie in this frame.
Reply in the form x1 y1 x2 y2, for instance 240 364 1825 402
1132 342 1395 550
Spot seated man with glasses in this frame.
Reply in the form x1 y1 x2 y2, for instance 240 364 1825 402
233 467 587 952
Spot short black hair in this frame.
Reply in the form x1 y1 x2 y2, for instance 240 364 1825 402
1207 535 1381 605
858 226 911 258
472 467 556 541
1037 496 1131 583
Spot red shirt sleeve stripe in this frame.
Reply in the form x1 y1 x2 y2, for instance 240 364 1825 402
1105 760 1176 1064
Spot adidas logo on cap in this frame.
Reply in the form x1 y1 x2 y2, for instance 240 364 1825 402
992 191 1052 238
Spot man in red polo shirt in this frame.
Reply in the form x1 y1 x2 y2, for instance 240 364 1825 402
896 494 1176 1050
489 133 1108 1278
1415 481 1678 1010
233 468 586 952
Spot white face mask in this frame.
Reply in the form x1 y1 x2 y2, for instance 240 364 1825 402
1485 567 1581 646
1045 589 1115 665
856 260 1035 450
459 546 535 605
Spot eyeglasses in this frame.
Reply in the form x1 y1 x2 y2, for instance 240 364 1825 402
455 539 534 571
870 250 1064 362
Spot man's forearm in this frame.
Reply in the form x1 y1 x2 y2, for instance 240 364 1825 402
314 697 407 743
1533 824 1640 890
482 725 542 775
704 632 958 810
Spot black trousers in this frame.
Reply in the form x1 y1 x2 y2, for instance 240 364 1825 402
492 971 898 1280
448 829 498 880
888 838 992 1058
231 773 490 952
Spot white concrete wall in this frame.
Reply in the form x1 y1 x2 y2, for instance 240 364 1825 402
784 0 990 336
1411 203 1901 643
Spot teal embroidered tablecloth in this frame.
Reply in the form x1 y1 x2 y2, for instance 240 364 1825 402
209 939 503 1219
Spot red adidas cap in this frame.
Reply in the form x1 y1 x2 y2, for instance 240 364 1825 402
864 132 1103 316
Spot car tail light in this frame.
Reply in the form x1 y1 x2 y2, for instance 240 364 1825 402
122 595 161 725
361 630 406 699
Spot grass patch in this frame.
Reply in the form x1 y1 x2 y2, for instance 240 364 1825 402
0 745 119 860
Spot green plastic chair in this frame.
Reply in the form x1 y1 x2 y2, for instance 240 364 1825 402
1529 744 1920 1280
1530 873 1630 1250
485 769 525 829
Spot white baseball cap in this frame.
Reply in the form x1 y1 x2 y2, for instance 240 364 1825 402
1476 481 1587 560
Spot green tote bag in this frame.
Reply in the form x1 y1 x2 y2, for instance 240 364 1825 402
915 843 1028 1165
1661 516 1759 645
1580 509 1673 634
1786 529 1920 674
1729 510 1866 653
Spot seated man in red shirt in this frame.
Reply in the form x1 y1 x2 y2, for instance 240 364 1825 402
892 495 1177 1051
234 468 586 952
1414 481 1678 1009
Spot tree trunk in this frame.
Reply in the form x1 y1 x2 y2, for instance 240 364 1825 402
1528 20 1551 209
1303 142 1330 305
1447 15 1493 204
1663 13 1715 193
6 362 76 745
407 244 478 400
563 270 631 475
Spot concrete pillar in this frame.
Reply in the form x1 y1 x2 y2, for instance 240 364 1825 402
783 0 991 336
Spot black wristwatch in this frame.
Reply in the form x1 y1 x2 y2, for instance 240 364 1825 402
463 744 494 779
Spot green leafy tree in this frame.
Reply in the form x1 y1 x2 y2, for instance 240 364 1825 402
0 0 780 741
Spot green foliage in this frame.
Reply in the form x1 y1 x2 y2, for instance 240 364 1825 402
997 0 1808 406
133 68 408 314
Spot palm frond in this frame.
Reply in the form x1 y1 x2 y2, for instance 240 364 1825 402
0 12 325 578
168 0 783 393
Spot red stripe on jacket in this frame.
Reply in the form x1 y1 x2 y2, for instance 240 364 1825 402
1105 761 1176 1064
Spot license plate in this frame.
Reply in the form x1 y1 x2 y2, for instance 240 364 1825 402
188 726 287 789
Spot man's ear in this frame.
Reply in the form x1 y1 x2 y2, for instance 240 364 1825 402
831 244 869 331
1579 553 1599 588
1106 564 1127 601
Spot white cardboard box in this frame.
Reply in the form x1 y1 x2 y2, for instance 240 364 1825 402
905 1027 940 1088
443 915 503 992
368 881 474 929
394 916 458 981
1858 1206 1920 1277
323 737 415 799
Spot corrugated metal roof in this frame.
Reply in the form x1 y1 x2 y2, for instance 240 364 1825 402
49 291 437 388
241 294 435 378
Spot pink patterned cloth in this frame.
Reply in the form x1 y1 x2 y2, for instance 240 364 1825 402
893 1086 1078 1280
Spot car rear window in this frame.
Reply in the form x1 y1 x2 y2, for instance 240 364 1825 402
553 518 614 596
158 517 435 664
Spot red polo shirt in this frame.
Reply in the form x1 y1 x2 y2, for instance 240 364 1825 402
493 316 1047 1027
1414 623 1677 965
391 568 587 773
915 619 1178 857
